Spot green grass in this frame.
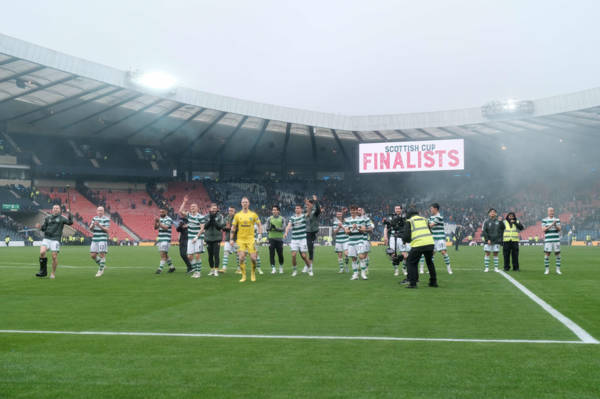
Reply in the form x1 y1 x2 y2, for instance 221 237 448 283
1 245 599 398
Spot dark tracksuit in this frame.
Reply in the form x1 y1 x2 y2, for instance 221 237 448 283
204 212 225 270
500 220 524 271
176 218 192 272
305 200 321 261
402 218 437 287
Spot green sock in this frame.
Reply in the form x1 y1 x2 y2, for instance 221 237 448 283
99 258 106 271
352 261 358 273
544 255 549 268
556 256 561 268
167 258 172 267
256 255 261 268
222 252 229 268
338 258 344 270
484 256 490 269
159 260 165 270
493 257 499 268
443 254 450 267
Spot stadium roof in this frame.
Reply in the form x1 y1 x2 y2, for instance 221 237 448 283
1 32 600 162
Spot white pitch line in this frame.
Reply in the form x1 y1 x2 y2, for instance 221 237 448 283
498 270 599 344
0 329 592 345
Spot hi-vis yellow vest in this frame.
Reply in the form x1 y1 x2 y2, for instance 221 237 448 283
503 220 520 242
408 216 434 248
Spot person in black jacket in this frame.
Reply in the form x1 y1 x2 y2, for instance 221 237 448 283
481 209 502 272
499 212 525 271
175 217 193 273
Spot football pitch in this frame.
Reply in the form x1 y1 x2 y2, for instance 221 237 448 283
1 245 599 398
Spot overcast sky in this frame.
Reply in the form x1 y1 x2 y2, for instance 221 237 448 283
2 0 599 115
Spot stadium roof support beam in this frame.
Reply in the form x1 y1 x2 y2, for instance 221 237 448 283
0 75 77 106
183 112 227 155
159 108 205 143
309 126 318 166
123 103 186 140
351 131 362 141
217 116 249 174
0 57 16 66
331 129 352 170
245 119 269 163
374 130 387 141
281 123 291 177
58 93 144 130
416 128 434 138
29 87 122 124
91 98 164 135
216 116 248 155
0 65 45 84
1 83 110 123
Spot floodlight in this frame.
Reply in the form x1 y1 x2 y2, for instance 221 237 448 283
127 70 177 92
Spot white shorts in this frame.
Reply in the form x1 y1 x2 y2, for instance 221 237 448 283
484 244 501 253
434 239 447 252
544 242 561 253
347 243 363 258
157 241 170 252
90 241 108 253
224 241 238 253
187 238 204 255
41 238 60 252
290 238 308 253
335 242 347 253
361 240 371 253
389 236 410 252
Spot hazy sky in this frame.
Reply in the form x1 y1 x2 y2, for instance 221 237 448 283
2 0 599 115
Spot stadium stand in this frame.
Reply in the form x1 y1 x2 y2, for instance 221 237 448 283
38 186 134 241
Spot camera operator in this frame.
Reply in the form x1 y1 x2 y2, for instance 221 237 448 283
383 205 409 276
204 203 226 276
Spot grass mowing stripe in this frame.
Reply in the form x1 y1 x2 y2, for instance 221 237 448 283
499 270 599 344
0 329 590 344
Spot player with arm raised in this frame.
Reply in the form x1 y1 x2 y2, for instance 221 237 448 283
333 210 349 273
285 205 312 277
35 204 73 279
154 208 174 274
179 195 206 278
542 207 562 275
89 206 110 277
230 197 262 282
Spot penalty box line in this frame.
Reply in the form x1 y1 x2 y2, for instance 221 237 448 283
0 329 594 345
498 270 599 344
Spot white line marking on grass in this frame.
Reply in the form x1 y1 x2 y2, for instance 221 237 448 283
499 270 599 344
0 329 594 345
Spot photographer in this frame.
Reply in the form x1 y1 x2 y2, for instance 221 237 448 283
204 203 226 276
383 205 408 276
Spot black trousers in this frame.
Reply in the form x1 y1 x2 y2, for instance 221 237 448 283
206 240 221 269
306 231 317 261
503 241 520 270
179 239 192 272
406 244 437 286
269 238 284 266
454 239 459 251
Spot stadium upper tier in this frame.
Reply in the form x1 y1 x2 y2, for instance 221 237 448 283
1 32 600 165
